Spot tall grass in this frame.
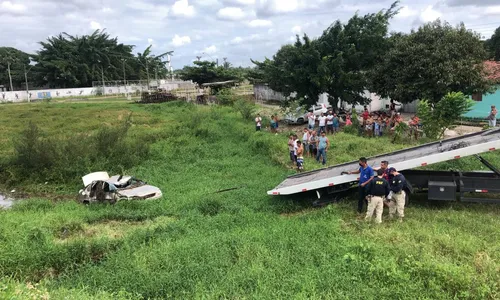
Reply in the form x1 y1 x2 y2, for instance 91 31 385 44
0 101 498 299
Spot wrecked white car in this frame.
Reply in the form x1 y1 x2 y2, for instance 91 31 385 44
78 172 162 204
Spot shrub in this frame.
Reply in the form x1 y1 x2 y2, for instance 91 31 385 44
6 115 149 186
418 92 474 139
234 99 256 120
216 88 237 106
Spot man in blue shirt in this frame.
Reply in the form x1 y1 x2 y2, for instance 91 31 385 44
348 157 375 213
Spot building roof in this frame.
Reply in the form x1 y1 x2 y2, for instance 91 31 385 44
484 60 500 83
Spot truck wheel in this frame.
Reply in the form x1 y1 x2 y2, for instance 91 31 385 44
405 190 410 206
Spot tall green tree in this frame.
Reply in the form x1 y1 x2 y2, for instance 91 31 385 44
178 60 243 84
252 35 323 105
35 30 135 88
251 2 399 107
485 26 500 61
371 20 492 104
0 47 32 90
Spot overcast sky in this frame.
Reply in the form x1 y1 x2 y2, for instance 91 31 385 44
1 0 500 68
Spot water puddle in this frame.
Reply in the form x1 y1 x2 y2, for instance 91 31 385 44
0 193 16 209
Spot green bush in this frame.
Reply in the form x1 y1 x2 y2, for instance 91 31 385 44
216 88 237 106
234 99 256 121
6 115 149 186
418 92 474 139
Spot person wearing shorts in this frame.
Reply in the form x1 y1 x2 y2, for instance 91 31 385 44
308 131 318 158
296 140 304 171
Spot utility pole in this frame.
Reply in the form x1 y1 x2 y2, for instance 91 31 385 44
155 67 158 88
101 66 106 96
146 65 150 90
24 65 29 102
7 62 13 92
121 58 127 85
24 62 34 102
196 56 202 61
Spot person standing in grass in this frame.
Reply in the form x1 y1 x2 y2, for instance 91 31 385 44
326 111 334 134
255 114 262 131
332 113 340 134
345 114 352 126
374 118 381 137
270 115 276 133
302 128 310 157
288 135 296 165
296 140 304 171
348 157 375 214
316 131 330 165
308 112 316 130
388 168 407 222
318 113 327 135
488 105 497 127
365 169 390 224
362 107 370 127
309 131 318 158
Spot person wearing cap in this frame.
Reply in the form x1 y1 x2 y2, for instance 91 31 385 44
347 157 375 213
388 167 407 222
365 169 390 223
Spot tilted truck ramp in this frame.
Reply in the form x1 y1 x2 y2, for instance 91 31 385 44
268 128 500 196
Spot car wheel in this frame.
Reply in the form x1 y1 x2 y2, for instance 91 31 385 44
297 118 304 124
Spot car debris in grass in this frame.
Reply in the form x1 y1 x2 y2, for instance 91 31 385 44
78 172 162 204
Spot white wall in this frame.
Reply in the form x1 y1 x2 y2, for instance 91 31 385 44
0 80 196 103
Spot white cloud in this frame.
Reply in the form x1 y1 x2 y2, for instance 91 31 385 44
90 21 102 30
194 0 220 6
248 19 273 27
396 6 418 19
171 0 195 17
172 34 191 46
485 6 500 15
230 36 243 44
223 0 255 5
257 0 299 16
420 6 442 23
0 1 26 13
291 25 302 34
148 38 154 45
204 45 217 54
217 7 246 20
101 7 112 13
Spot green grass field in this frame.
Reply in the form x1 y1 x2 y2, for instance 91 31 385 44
0 100 499 299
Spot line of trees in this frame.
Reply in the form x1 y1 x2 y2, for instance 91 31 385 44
251 2 498 107
0 30 173 90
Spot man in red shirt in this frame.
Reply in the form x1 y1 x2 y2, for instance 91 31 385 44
362 107 370 127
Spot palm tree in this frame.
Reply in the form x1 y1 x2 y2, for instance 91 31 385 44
137 45 173 90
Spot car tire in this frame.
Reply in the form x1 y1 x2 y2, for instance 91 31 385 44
297 118 304 124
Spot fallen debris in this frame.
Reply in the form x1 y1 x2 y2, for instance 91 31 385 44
78 172 162 204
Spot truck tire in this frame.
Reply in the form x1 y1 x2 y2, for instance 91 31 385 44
405 190 410 206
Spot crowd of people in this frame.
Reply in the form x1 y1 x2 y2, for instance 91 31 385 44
347 158 407 223
255 102 425 172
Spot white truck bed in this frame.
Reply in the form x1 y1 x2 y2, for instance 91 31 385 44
268 128 500 196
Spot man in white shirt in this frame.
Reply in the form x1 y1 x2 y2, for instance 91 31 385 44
326 111 334 134
318 113 327 134
307 112 316 130
255 114 262 131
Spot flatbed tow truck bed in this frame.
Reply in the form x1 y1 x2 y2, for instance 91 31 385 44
268 128 500 201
